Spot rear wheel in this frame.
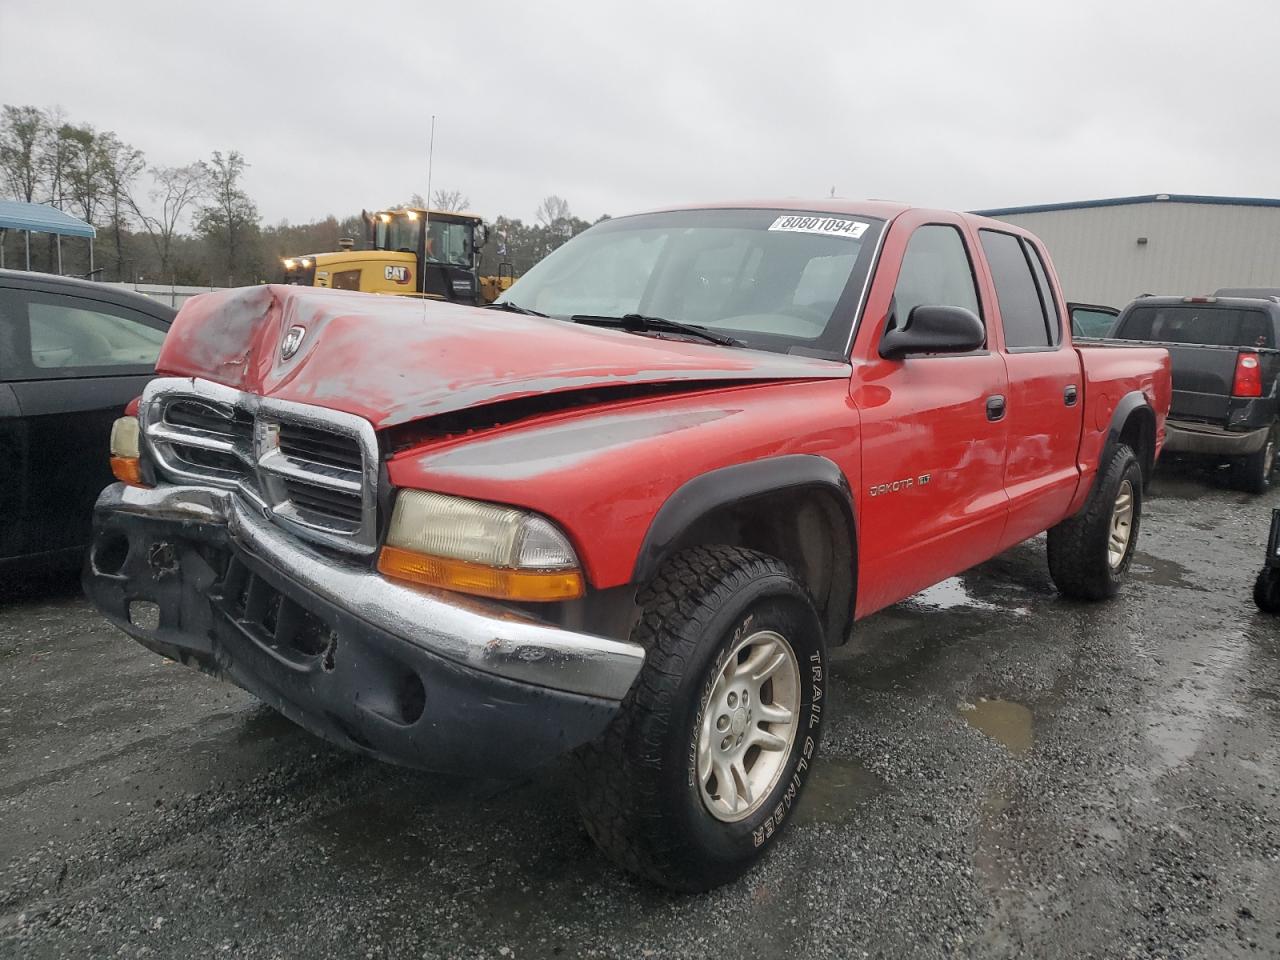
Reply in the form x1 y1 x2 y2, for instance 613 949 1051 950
1233 424 1277 494
574 546 826 892
1048 444 1143 600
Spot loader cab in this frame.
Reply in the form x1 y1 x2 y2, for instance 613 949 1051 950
367 208 487 304
280 209 489 305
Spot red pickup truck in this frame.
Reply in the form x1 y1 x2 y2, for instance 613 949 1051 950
84 200 1170 891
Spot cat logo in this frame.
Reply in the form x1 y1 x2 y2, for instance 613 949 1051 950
384 265 411 285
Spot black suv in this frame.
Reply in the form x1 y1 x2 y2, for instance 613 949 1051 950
0 271 175 571
1108 294 1279 492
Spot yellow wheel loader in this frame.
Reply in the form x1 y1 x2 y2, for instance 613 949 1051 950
281 208 512 304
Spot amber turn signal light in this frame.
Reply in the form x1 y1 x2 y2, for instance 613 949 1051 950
110 455 146 487
377 545 585 602
109 416 148 487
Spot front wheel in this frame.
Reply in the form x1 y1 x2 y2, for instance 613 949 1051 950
575 546 826 892
1047 444 1144 600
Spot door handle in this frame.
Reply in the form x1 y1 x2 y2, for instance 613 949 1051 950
986 395 1007 422
1064 385 1079 406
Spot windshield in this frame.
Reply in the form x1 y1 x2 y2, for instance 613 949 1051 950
1115 305 1275 348
426 219 474 267
496 207 883 357
376 215 421 254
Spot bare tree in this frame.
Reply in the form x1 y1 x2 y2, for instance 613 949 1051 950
63 124 107 227
196 150 260 284
128 162 208 279
0 104 48 202
390 193 427 210
535 195 571 227
431 188 470 212
99 133 145 280
39 108 74 209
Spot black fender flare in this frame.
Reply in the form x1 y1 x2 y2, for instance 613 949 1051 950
631 454 858 642
1104 390 1157 485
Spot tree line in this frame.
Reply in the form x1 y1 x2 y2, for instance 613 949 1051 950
0 104 599 287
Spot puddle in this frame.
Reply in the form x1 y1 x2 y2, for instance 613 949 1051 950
958 698 1034 755
792 757 886 825
1128 554 1206 591
906 578 1029 616
1139 630 1248 777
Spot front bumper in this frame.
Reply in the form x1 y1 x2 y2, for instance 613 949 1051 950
1163 420 1270 457
83 483 645 777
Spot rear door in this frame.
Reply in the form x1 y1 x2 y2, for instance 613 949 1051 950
852 214 1010 615
0 285 168 559
977 230 1085 550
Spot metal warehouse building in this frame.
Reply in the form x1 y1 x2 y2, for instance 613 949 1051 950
973 194 1280 309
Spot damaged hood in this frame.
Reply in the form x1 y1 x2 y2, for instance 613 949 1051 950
155 285 851 429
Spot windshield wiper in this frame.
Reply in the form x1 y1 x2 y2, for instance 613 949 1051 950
569 313 742 346
485 300 549 318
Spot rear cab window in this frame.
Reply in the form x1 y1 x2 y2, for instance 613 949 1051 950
979 230 1061 350
1114 305 1276 349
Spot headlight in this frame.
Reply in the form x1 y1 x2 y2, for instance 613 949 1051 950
377 490 584 601
109 415 146 487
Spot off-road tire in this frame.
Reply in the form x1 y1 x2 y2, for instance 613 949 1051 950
1254 567 1280 613
1233 424 1277 494
574 545 826 892
1047 444 1143 600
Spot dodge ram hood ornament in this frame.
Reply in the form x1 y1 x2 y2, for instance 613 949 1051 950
280 324 306 361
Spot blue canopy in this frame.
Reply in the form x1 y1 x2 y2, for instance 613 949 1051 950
0 200 96 238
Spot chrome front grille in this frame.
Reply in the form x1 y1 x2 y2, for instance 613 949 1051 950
140 378 379 555
278 422 364 472
155 398 254 480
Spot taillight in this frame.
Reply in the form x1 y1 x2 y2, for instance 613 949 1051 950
1233 353 1263 398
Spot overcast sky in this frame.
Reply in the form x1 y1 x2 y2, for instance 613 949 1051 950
3 0 1279 227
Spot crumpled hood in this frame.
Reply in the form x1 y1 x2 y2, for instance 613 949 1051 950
155 285 850 429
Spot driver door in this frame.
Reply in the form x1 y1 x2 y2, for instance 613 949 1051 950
851 214 1010 615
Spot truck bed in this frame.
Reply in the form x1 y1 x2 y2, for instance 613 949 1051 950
1085 338 1278 425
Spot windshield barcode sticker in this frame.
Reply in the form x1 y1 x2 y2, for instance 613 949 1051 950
768 215 869 239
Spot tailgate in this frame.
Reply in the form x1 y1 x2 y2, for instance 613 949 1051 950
1157 343 1240 423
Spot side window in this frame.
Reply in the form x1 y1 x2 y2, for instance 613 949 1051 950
11 292 166 379
891 224 982 330
1024 242 1061 345
1070 307 1118 338
332 269 362 291
979 230 1053 350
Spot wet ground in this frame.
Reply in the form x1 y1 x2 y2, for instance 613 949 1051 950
2 458 1278 959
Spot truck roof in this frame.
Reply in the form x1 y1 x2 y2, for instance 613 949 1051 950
630 199 1035 235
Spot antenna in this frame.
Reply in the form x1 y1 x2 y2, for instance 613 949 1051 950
425 114 436 214
422 114 435 319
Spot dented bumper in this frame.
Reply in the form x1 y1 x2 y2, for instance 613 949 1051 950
82 483 645 776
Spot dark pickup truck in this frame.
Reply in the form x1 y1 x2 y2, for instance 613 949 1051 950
1105 295 1279 492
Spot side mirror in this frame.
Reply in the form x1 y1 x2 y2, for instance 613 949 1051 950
879 304 985 359
473 223 490 252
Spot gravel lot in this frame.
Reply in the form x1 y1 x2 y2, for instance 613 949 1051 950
2 459 1278 959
